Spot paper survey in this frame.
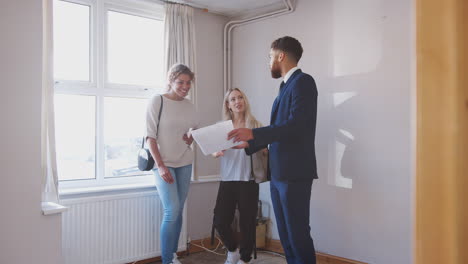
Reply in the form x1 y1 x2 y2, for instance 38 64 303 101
191 120 243 155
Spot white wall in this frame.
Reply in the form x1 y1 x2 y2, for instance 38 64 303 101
192 8 227 178
0 1 62 263
186 8 227 240
186 182 219 240
0 1 414 262
231 0 413 263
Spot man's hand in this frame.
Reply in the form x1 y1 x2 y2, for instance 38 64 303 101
228 128 253 143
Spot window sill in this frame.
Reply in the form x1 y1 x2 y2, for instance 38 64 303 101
59 175 219 199
59 183 157 200
42 202 68 215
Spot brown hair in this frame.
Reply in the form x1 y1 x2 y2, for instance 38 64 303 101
166 63 195 91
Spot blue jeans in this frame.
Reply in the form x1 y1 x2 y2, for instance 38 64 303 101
153 164 192 264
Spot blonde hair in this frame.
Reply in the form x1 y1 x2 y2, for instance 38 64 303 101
222 88 262 129
166 63 195 92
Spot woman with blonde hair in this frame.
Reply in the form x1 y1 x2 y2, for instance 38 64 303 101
212 88 266 264
146 63 198 264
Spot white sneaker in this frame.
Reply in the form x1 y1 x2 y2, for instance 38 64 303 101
172 253 182 264
224 249 240 264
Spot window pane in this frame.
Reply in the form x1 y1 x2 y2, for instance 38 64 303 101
104 97 150 178
53 0 90 81
55 94 96 181
107 11 164 87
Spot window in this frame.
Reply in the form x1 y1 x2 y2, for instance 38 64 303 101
103 97 148 178
55 94 96 181
53 0 165 189
107 11 164 87
54 0 90 81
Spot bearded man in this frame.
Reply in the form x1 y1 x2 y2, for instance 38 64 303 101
228 36 318 264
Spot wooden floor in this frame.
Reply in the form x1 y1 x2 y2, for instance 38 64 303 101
147 250 334 264
133 238 363 264
149 250 287 264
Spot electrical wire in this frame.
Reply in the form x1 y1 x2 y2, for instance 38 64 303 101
189 233 227 256
188 227 286 260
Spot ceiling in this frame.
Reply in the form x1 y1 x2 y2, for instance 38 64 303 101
168 0 288 18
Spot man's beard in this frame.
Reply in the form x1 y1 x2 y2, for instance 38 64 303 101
270 65 281 79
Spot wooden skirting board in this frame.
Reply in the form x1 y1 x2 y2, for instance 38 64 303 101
264 239 367 264
129 237 367 264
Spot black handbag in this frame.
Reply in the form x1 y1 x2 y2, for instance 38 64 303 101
138 95 163 171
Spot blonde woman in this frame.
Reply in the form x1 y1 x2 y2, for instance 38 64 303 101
146 64 198 264
213 88 266 264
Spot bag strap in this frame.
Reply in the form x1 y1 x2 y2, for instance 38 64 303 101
155 95 164 138
141 95 164 148
250 155 254 178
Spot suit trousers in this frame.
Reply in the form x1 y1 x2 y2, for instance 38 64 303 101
214 180 259 262
270 179 316 264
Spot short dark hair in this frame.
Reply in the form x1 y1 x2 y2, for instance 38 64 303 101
271 36 303 63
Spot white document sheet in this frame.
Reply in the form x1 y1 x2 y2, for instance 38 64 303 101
191 120 243 156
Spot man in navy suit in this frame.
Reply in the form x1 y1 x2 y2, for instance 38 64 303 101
228 36 318 264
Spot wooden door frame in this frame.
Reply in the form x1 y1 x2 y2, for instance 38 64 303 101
415 0 467 263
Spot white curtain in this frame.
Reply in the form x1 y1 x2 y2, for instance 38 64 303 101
163 2 198 178
41 0 59 204
164 2 196 81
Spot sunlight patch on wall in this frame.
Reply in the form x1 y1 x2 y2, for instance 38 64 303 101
327 92 357 189
328 129 354 189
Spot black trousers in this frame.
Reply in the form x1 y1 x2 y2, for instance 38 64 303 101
213 180 259 262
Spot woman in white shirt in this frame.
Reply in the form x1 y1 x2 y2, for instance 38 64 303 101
213 88 265 264
146 64 197 264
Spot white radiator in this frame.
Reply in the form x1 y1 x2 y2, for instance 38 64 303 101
61 190 187 264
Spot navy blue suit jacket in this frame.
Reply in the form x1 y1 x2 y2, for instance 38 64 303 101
246 69 318 182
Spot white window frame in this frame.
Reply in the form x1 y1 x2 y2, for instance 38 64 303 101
56 0 166 191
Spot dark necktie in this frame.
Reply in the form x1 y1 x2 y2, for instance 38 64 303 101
279 81 285 95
